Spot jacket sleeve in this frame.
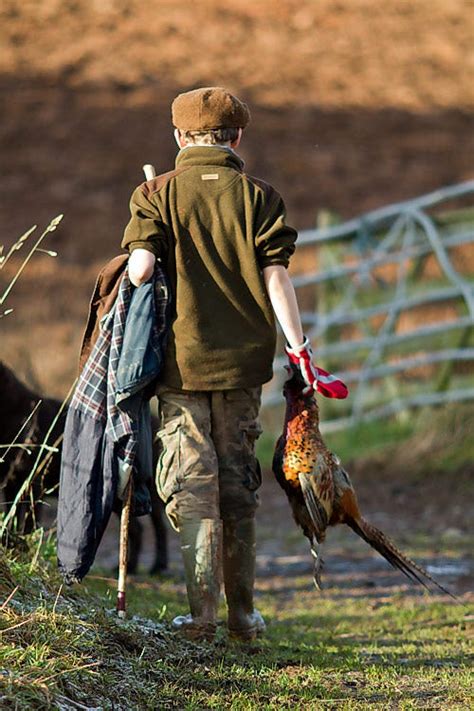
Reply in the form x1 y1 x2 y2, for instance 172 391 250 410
254 188 298 269
121 184 168 257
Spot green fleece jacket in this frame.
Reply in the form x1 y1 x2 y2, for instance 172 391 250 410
122 146 297 390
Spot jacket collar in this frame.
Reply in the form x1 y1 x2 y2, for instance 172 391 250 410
175 145 244 172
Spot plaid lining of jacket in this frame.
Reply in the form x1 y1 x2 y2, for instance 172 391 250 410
57 262 170 583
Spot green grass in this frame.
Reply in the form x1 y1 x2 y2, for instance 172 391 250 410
0 534 472 710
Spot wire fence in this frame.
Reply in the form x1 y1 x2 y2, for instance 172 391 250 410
264 180 474 432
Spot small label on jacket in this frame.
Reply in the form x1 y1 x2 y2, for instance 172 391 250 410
201 173 219 180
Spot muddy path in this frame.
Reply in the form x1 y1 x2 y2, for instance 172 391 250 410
84 469 473 601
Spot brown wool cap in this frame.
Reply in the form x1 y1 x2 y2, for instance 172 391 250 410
171 87 250 131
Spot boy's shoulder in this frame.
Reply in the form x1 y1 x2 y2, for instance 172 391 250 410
242 173 283 203
138 165 192 199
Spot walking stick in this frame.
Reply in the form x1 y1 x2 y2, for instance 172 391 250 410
143 164 156 181
117 477 133 619
116 162 157 620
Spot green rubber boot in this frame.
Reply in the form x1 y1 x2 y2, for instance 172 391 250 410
172 518 222 642
223 517 266 641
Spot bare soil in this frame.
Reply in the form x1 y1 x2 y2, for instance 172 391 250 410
64 464 471 599
1 1 474 395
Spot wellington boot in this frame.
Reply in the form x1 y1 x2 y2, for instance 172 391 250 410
223 517 266 642
172 518 222 642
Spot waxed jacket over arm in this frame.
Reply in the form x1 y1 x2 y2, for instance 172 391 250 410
57 260 171 583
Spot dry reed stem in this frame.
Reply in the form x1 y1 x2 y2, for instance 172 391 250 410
37 661 101 685
0 215 62 306
0 616 34 635
0 216 71 534
0 585 19 611
0 400 42 464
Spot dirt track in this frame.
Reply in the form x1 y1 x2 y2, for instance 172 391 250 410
84 466 473 600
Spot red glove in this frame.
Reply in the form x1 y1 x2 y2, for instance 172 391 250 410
285 337 349 399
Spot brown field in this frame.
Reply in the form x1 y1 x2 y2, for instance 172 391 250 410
1 0 473 395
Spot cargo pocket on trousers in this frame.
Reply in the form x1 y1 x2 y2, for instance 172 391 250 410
239 420 263 492
154 418 184 503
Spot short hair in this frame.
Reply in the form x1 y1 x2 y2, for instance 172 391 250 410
181 127 240 145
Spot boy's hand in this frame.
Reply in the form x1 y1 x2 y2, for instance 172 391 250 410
285 338 349 399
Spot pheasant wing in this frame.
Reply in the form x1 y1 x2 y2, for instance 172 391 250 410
298 452 335 540
298 471 328 537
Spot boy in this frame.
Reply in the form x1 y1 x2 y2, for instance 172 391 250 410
122 87 326 642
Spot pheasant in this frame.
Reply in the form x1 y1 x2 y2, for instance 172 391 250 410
272 364 454 597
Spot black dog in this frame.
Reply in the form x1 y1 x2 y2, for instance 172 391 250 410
0 360 168 573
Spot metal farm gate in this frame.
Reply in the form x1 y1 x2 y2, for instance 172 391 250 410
264 181 474 432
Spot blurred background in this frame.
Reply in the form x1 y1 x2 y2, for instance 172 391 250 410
1 0 473 617
1 0 473 398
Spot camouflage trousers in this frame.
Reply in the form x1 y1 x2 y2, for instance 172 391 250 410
154 385 263 530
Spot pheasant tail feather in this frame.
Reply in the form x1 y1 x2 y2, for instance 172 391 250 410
348 516 457 600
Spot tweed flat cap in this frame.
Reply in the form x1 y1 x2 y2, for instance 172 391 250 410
171 87 250 131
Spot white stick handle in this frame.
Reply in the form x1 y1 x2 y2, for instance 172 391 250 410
143 164 156 181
